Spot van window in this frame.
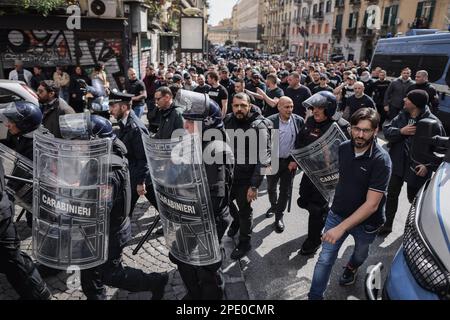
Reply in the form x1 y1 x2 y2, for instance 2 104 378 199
371 54 449 82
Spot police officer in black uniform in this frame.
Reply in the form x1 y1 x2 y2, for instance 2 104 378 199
170 94 233 300
0 101 42 227
108 91 158 217
297 91 351 256
0 152 51 299
58 114 168 300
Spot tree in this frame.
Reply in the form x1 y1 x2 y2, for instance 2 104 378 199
22 0 67 16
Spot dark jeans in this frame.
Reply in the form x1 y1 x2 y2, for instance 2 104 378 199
0 216 50 300
385 174 420 228
376 104 387 129
81 218 151 300
229 184 253 244
267 158 294 220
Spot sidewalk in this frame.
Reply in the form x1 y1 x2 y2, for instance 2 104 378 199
0 199 249 300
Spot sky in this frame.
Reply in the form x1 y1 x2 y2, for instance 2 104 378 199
208 0 239 26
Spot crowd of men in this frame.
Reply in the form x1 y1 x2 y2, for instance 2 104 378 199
0 53 446 300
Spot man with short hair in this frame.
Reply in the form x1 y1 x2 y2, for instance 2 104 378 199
8 60 32 85
346 81 376 118
384 67 415 120
307 70 321 92
126 68 147 118
219 67 235 97
207 71 229 117
312 74 334 94
278 71 290 92
372 70 391 129
407 70 439 115
308 108 392 300
36 80 75 138
255 73 284 117
285 72 312 118
153 86 184 139
30 66 46 91
193 74 211 94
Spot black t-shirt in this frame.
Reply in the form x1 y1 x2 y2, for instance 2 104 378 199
194 84 212 94
207 84 228 107
279 81 289 92
285 86 312 117
126 79 146 107
307 81 320 93
220 78 235 97
329 75 342 88
347 94 376 117
312 86 334 94
264 87 284 117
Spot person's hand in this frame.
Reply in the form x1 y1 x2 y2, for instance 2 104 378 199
322 225 346 245
137 183 147 196
288 162 298 172
384 105 389 112
400 125 416 136
415 164 428 177
256 87 265 97
247 187 258 203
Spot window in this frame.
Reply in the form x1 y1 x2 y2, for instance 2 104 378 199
325 23 329 33
371 54 449 82
326 1 332 13
335 14 343 30
349 12 358 29
312 25 316 34
415 0 436 25
319 2 324 13
383 5 399 26
313 4 318 14
318 24 322 34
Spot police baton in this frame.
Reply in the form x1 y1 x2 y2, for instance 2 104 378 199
4 175 33 184
132 214 160 255
287 169 297 213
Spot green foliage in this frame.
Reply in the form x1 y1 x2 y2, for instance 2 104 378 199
21 0 66 16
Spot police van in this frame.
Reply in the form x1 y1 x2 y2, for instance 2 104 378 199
370 31 450 132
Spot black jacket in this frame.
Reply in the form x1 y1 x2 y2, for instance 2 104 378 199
0 161 13 221
224 106 271 188
154 103 184 140
383 106 445 186
41 98 75 138
2 131 34 160
116 110 150 186
297 116 350 208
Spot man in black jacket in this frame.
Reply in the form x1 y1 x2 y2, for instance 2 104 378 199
266 96 304 233
153 86 185 139
380 89 446 235
407 70 440 115
224 93 271 260
109 91 158 217
296 91 351 255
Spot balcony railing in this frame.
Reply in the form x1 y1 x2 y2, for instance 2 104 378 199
349 0 361 5
313 11 324 21
345 27 357 38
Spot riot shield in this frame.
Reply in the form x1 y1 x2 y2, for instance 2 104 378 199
143 133 222 266
0 143 33 212
32 129 112 270
291 122 348 204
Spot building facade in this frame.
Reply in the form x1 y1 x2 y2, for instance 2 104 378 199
235 0 265 49
331 0 450 63
208 18 234 45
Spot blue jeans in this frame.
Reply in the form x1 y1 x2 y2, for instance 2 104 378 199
308 210 378 300
133 104 145 118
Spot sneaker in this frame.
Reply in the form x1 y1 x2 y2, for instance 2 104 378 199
377 225 392 236
147 272 169 300
339 265 358 286
230 242 251 260
299 238 321 256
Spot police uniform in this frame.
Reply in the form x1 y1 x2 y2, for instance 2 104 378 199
109 92 158 216
0 161 51 299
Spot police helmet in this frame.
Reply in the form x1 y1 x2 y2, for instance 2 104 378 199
59 112 115 140
0 100 42 134
176 89 223 130
302 91 337 118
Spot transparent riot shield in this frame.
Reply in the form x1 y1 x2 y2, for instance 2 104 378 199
291 122 348 204
0 143 33 212
143 133 222 266
32 129 112 270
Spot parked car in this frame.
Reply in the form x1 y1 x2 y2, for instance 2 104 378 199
366 118 450 300
0 80 39 140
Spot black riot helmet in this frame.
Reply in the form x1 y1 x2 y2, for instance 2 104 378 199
0 100 43 134
59 112 115 140
176 89 223 130
302 91 337 118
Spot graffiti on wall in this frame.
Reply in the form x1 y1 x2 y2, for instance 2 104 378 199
1 29 123 88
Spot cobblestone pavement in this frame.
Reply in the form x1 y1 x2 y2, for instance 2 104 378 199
0 199 249 300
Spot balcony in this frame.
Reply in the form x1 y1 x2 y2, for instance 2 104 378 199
332 28 342 38
345 27 357 39
313 11 324 21
357 27 375 39
335 0 345 8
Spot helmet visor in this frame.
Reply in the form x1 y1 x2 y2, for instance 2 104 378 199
59 112 91 140
0 102 21 124
302 93 328 110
